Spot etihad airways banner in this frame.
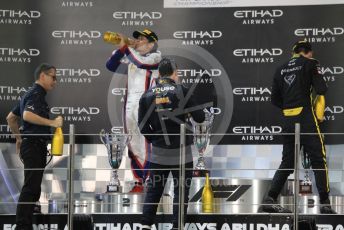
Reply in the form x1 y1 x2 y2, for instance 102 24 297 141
0 0 344 144
164 0 344 8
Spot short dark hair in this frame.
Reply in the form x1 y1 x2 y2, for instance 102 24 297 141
158 58 177 77
292 40 312 54
34 63 56 80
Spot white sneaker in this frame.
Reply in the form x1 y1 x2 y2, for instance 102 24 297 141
141 225 151 230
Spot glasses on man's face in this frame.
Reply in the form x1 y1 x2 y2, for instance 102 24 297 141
45 73 57 81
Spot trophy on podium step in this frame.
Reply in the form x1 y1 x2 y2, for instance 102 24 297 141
300 149 312 194
192 108 214 177
100 129 131 193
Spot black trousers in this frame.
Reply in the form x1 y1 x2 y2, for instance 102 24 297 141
269 106 330 202
15 138 47 230
141 161 194 228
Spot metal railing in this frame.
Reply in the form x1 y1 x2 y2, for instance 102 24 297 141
68 124 75 230
294 123 301 230
1 124 344 229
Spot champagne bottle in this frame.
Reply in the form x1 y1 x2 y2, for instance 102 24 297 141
314 95 325 122
103 31 133 45
52 127 63 156
202 173 214 213
103 31 121 45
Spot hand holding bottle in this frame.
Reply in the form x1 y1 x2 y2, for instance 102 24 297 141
52 116 63 128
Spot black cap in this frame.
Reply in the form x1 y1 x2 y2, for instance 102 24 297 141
158 58 177 77
292 39 312 53
133 29 158 42
34 63 56 80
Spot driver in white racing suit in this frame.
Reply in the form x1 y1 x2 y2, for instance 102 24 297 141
106 29 161 192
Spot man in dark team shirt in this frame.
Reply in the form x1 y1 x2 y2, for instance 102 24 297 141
6 63 63 230
260 40 336 214
138 58 205 229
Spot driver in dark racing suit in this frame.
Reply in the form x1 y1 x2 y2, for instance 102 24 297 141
260 40 336 214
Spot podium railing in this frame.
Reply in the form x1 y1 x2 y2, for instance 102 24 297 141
68 124 75 230
1 123 344 229
294 123 300 230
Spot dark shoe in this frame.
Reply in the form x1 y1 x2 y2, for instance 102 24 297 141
320 206 336 214
259 196 292 213
320 199 336 214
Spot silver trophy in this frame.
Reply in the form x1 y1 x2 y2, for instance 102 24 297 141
192 109 214 177
300 170 312 194
100 129 131 193
300 149 312 194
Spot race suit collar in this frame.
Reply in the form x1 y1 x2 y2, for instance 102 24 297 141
292 53 301 58
157 77 175 84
